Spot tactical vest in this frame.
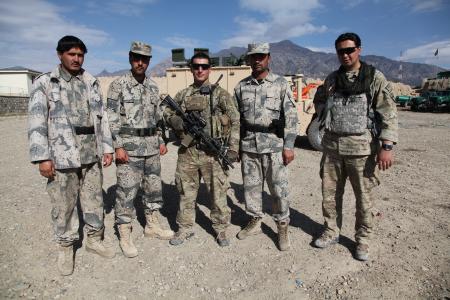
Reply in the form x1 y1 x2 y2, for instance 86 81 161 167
183 87 228 140
329 91 371 135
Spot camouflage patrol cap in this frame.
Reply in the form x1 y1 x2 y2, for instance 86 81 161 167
247 42 270 55
130 41 152 57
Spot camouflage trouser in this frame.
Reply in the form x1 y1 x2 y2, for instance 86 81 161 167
175 146 230 234
115 154 163 224
241 151 290 221
320 151 380 245
46 162 104 246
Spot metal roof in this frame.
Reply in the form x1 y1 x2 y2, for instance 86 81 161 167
0 66 42 74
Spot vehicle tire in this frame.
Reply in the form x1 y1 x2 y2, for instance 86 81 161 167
307 116 324 151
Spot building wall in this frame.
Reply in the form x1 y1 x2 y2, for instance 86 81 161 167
0 96 28 115
96 67 250 101
165 66 251 97
0 73 30 96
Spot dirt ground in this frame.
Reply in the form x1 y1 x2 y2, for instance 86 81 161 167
0 109 449 300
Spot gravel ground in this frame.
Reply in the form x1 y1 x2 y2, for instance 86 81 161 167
0 109 449 299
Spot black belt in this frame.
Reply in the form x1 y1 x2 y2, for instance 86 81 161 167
242 120 275 133
74 126 95 135
119 127 157 137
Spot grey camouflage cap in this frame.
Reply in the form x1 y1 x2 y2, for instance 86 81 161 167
247 42 270 55
130 41 152 57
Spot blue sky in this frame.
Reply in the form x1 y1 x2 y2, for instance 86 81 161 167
0 0 449 75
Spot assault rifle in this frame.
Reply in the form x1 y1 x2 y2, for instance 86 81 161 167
161 94 234 170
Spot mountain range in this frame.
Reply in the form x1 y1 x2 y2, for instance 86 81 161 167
97 40 446 87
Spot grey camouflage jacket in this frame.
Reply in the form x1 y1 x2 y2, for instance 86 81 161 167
234 72 298 153
28 66 113 169
107 71 164 157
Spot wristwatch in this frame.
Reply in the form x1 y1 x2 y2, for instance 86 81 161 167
382 143 394 151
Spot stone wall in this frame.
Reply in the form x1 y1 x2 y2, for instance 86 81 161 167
0 96 29 115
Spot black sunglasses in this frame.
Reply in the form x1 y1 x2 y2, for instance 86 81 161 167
336 47 357 55
192 63 210 70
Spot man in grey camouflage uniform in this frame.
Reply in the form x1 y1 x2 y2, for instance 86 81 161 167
28 36 115 276
164 52 240 247
234 42 298 251
107 41 173 258
313 33 398 261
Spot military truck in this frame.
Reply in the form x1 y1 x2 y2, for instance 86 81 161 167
411 71 450 112
166 48 324 150
429 90 450 111
395 95 412 107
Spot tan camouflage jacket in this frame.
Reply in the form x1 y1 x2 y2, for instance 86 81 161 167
234 72 298 153
107 71 164 157
28 66 113 169
163 81 240 153
316 68 398 156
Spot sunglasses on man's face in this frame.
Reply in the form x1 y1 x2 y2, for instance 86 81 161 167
336 47 358 56
192 63 210 70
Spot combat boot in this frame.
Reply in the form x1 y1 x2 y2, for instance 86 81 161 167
118 223 138 258
57 244 74 276
313 232 339 248
237 217 262 240
355 243 369 261
144 210 174 240
85 228 115 258
277 218 290 251
169 228 194 246
216 231 230 247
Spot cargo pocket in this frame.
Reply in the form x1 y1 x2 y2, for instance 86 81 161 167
265 91 281 120
363 156 380 190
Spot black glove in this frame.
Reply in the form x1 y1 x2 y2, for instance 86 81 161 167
226 150 239 163
168 115 184 131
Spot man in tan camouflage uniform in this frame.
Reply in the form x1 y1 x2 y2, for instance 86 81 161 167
28 36 115 276
107 41 173 258
164 52 240 247
313 32 398 261
234 42 298 251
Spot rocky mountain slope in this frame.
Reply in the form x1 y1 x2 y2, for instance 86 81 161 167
97 40 446 87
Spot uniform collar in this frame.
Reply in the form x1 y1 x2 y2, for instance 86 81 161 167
127 70 152 88
246 71 275 84
58 65 84 82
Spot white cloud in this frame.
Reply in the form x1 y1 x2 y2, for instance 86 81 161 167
165 36 202 49
222 0 327 47
305 46 335 54
411 0 444 12
336 0 445 13
0 0 111 72
86 0 158 16
336 0 364 9
399 40 450 68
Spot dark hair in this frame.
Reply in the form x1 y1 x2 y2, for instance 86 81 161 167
56 35 87 54
335 32 361 48
190 52 211 65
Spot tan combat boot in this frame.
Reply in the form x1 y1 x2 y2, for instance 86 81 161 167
85 228 115 258
355 243 369 261
57 244 74 276
237 217 262 240
277 218 291 251
144 210 174 240
118 223 138 258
